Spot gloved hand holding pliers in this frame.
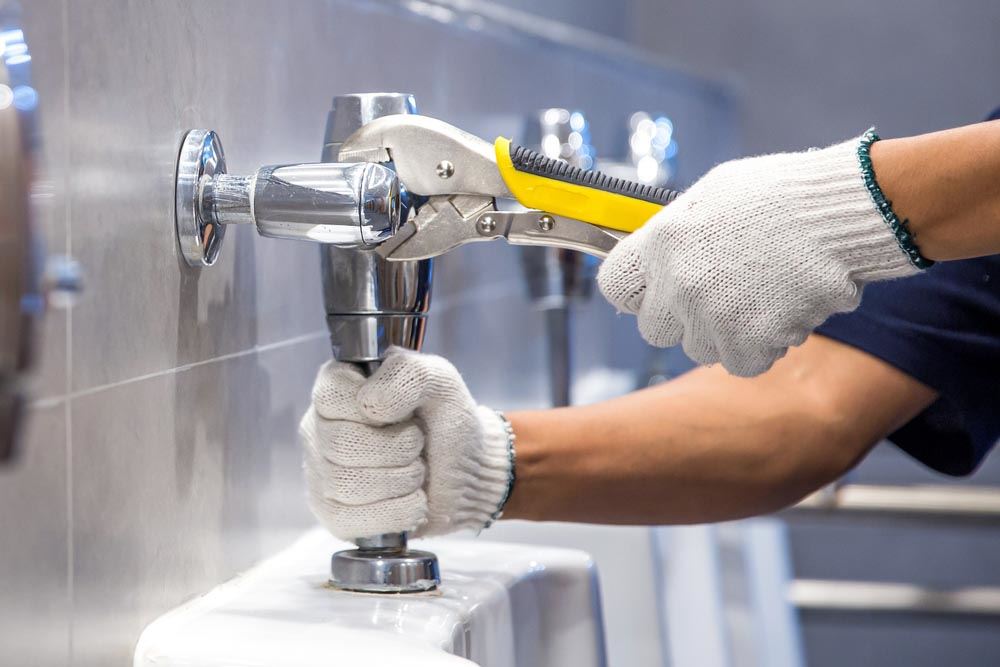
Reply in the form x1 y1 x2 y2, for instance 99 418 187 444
337 114 926 376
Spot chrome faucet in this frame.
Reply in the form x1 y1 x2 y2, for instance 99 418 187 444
173 93 440 593
318 93 438 594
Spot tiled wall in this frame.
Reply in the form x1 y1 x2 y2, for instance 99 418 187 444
630 0 1000 153
2 1 735 665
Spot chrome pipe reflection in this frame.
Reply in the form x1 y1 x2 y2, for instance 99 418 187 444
520 109 597 407
0 6 41 462
320 246 431 362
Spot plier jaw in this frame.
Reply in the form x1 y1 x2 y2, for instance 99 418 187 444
338 114 510 199
377 194 626 261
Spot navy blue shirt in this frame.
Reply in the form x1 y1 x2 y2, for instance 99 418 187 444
815 108 1000 475
817 256 999 475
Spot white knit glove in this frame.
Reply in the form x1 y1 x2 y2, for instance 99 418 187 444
301 348 514 540
598 133 921 377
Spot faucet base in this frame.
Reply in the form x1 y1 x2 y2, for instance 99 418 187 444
330 546 440 593
175 130 228 267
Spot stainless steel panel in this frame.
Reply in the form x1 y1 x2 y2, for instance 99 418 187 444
64 0 734 392
65 0 339 391
71 336 325 666
0 403 69 667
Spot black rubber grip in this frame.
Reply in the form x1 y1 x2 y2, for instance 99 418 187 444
509 143 681 206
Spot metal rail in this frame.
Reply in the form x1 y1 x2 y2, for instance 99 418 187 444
789 484 1000 520
790 579 1000 616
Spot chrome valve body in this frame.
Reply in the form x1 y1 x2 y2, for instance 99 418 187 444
322 93 440 594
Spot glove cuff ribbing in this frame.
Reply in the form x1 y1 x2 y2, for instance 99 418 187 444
449 406 516 533
775 133 924 284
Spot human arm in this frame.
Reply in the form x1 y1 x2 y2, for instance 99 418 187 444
501 334 937 525
869 120 1000 261
302 336 936 537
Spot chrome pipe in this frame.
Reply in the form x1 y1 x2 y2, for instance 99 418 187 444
519 109 597 407
175 132 402 267
545 307 571 407
171 95 439 591
201 174 253 226
254 162 399 245
322 93 439 594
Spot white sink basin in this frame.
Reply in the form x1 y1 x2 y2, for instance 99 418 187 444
134 529 606 667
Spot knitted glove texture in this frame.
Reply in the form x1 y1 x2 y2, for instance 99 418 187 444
598 134 918 376
301 348 511 540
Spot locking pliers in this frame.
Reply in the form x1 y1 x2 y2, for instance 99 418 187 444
338 115 681 260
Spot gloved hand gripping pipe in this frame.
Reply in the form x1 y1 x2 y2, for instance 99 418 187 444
318 93 440 593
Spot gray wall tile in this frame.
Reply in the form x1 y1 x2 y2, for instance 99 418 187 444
70 336 325 666
0 404 69 667
65 0 337 391
800 612 1000 667
631 0 1000 154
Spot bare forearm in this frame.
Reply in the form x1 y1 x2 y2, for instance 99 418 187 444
872 120 1000 261
504 384 847 524
502 336 936 525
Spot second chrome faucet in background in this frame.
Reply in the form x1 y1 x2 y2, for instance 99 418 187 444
519 109 598 407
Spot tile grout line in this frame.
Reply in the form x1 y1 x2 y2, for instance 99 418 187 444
55 325 329 662
50 330 330 405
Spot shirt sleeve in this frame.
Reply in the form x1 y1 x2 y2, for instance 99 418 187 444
815 254 1000 476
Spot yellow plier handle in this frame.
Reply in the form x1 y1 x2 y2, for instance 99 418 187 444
494 137 681 234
